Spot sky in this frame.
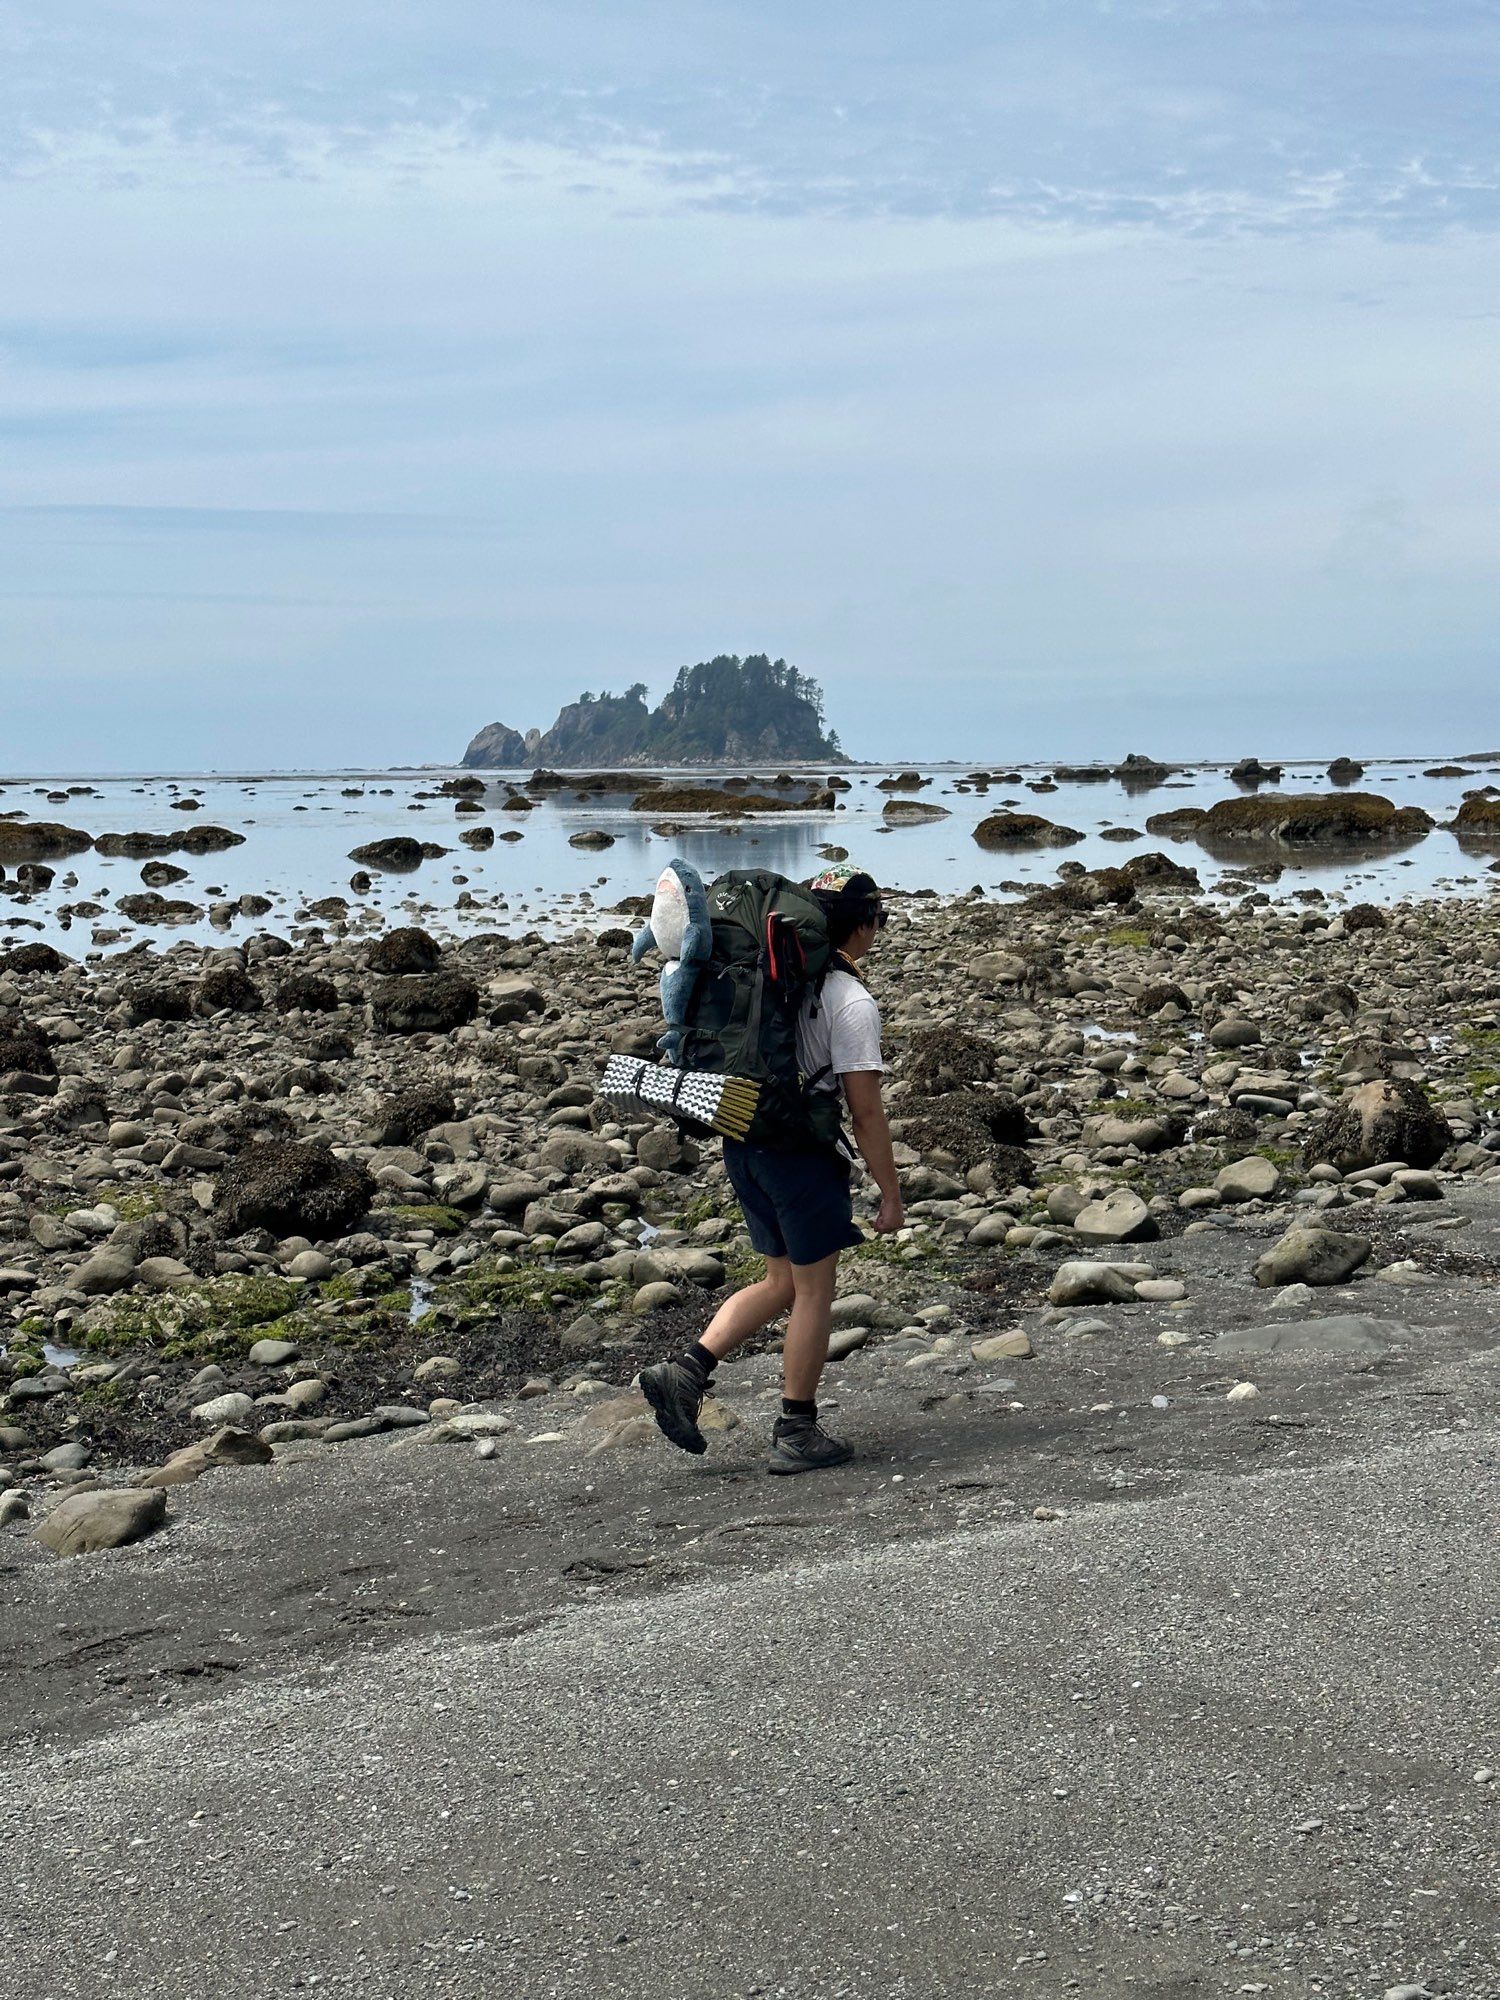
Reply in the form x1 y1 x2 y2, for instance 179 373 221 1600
1 1 1497 770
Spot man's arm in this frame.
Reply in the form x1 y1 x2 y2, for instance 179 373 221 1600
841 1069 904 1233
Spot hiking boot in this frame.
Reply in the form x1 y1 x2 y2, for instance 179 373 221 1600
766 1414 853 1475
638 1358 708 1456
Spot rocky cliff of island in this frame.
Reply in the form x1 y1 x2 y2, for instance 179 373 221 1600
461 654 845 768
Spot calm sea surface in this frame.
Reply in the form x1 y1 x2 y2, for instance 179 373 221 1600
3 759 1497 958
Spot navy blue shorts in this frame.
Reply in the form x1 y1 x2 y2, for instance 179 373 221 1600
722 1139 865 1267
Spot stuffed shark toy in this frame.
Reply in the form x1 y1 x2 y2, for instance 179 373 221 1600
631 857 712 1059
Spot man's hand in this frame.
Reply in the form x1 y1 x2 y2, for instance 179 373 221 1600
872 1192 905 1234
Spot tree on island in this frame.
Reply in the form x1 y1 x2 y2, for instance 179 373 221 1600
462 654 845 767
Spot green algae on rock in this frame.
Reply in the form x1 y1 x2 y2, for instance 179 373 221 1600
1195 791 1434 845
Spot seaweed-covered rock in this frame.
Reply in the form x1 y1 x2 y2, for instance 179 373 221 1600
193 963 263 1016
116 892 203 925
1 942 68 975
902 1027 1001 1095
0 1017 54 1076
215 1101 300 1147
973 812 1084 849
366 926 442 975
1342 903 1388 934
349 837 426 871
1122 850 1201 887
215 1140 374 1240
1303 1077 1451 1173
1300 982 1359 1022
377 1085 458 1145
1143 807 1208 838
631 786 820 815
96 831 178 858
272 971 341 1013
900 1091 1032 1168
1135 981 1191 1017
368 972 480 1034
305 1028 355 1062
1026 868 1135 911
140 860 190 887
1114 753 1172 785
882 800 950 826
125 983 193 1025
0 822 92 862
176 825 246 855
1453 793 1500 838
1192 1107 1260 1145
1327 757 1364 784
1196 793 1433 845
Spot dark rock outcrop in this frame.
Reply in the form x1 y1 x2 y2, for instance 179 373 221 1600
883 800 950 826
0 822 92 862
632 785 827 815
1453 793 1500 839
349 837 427 871
973 812 1084 849
461 723 528 770
176 825 245 855
116 892 202 925
1196 793 1433 846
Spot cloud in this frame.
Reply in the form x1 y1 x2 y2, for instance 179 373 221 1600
0 4 1496 767
4 3 1499 234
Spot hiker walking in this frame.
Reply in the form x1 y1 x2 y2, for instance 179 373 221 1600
638 867 903 1473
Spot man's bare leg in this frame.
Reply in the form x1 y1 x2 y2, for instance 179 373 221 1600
699 1257 794 1363
781 1251 841 1403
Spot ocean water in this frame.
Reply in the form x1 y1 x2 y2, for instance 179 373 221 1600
2 758 1497 959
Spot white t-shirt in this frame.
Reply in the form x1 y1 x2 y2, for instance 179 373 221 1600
797 968 884 1097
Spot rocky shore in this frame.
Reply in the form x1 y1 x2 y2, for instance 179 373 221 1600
3 865 1498 1545
6 865 1500 1997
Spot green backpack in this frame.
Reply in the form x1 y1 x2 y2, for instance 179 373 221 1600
674 869 846 1151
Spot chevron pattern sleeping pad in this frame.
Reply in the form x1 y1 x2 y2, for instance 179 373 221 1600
597 1054 762 1141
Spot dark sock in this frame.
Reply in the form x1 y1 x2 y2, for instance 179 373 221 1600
781 1397 816 1421
682 1340 718 1378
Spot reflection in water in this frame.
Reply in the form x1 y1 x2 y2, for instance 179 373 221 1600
1191 828 1433 870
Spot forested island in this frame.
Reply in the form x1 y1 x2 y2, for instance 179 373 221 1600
461 654 846 768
